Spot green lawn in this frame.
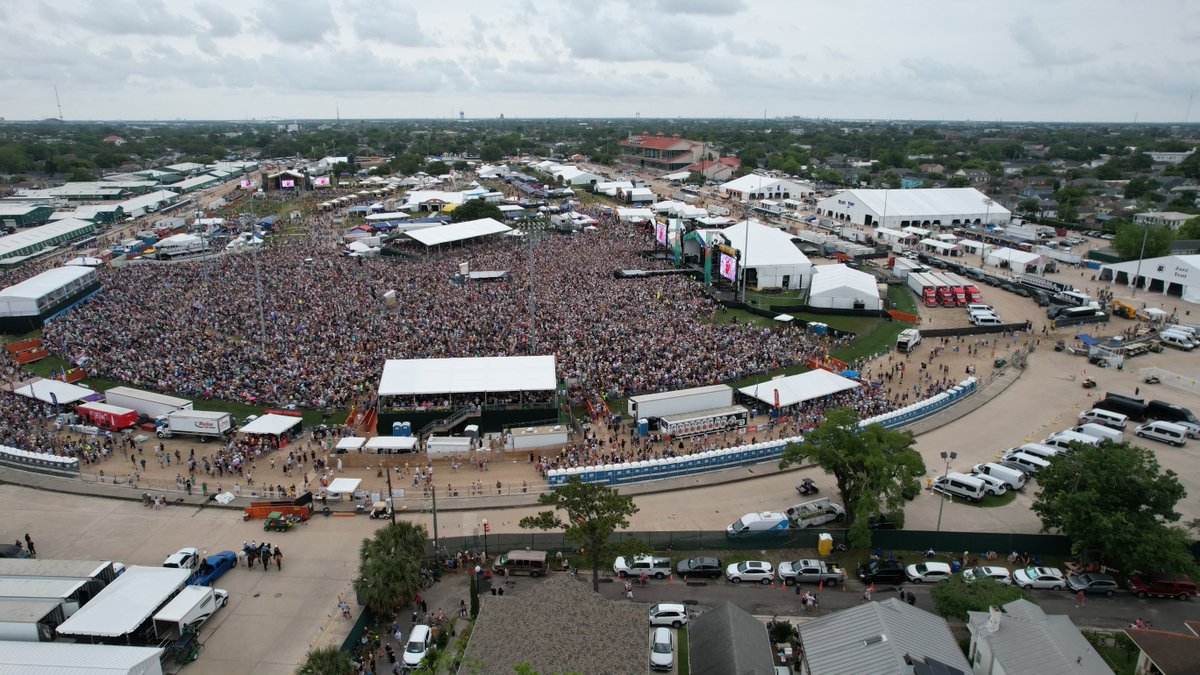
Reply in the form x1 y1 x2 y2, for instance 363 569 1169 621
676 626 690 675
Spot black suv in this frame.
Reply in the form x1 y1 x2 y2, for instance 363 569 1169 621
675 557 723 579
857 559 906 585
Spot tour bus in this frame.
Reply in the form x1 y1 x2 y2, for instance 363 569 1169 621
492 550 550 577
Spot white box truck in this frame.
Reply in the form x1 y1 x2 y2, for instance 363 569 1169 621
152 585 227 638
104 386 192 419
156 410 233 440
628 384 733 421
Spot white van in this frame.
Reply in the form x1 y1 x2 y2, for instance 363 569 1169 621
1160 332 1196 351
1164 324 1198 339
1005 443 1063 462
1135 420 1189 447
1041 431 1101 450
1070 423 1122 443
972 462 1028 490
1000 451 1051 475
931 472 986 502
969 471 1009 496
1078 408 1128 430
971 314 1003 326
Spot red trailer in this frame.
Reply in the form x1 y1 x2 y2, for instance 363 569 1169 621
76 402 139 431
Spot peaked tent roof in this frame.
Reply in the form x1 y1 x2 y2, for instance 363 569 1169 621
827 187 1012 218
809 263 880 300
720 219 811 268
800 598 971 675
739 369 859 408
404 218 511 246
688 602 775 675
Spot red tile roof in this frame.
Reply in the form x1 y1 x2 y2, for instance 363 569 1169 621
619 136 697 151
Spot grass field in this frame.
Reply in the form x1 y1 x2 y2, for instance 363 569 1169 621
675 627 690 675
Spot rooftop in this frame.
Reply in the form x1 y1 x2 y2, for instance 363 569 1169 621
967 599 1113 675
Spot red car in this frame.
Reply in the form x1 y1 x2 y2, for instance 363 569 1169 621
1126 574 1197 600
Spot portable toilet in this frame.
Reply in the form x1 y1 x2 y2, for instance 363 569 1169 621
817 533 834 557
463 424 480 447
395 421 412 437
809 322 829 335
637 418 649 437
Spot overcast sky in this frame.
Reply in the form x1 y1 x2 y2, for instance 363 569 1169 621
1 0 1198 123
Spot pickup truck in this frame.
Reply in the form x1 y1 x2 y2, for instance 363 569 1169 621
857 559 906 585
778 559 846 586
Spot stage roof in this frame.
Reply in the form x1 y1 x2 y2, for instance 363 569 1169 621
378 355 557 396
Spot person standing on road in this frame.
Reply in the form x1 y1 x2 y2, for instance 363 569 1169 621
273 546 283 571
862 587 872 602
625 580 633 600
23 534 35 557
1075 590 1085 608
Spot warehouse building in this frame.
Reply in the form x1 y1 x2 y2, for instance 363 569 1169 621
0 205 55 229
0 265 101 333
816 187 1010 230
0 219 97 263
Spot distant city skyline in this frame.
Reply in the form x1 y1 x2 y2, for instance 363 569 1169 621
0 0 1197 123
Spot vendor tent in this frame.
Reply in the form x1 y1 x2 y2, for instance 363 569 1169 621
13 379 95 405
335 437 366 452
238 413 302 436
807 264 883 310
325 478 361 496
739 370 860 408
364 436 418 454
985 248 1044 272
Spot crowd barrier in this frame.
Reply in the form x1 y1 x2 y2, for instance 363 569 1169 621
547 377 979 488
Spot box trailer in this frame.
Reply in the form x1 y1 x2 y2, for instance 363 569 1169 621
906 272 939 307
941 272 982 302
929 272 966 306
628 384 733 421
0 578 92 617
658 405 749 439
75 402 138 431
0 599 65 642
155 410 233 440
104 386 192 419
152 585 226 638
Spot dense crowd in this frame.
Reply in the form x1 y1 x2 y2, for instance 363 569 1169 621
43 206 842 409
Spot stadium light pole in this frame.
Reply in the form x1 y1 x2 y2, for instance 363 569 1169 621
935 451 957 532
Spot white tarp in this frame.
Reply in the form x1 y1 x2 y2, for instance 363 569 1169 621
13 379 95 405
335 437 366 451
405 218 511 246
365 211 409 221
364 436 418 453
378 355 557 396
739 369 861 408
56 566 190 638
238 413 302 436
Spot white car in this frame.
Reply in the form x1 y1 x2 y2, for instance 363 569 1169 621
648 603 689 628
163 547 200 569
969 472 1009 497
961 566 1012 584
1012 566 1066 590
650 627 674 671
613 556 672 579
726 560 775 584
403 624 431 668
905 562 952 583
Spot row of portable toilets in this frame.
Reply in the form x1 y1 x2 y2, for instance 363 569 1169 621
548 377 979 488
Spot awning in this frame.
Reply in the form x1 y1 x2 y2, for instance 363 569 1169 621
239 413 302 435
335 437 366 451
774 314 795 322
326 478 361 495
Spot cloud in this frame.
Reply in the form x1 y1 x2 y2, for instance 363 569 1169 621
42 0 199 36
255 0 336 44
350 1 430 46
1009 16 1093 67
197 2 242 38
652 0 746 16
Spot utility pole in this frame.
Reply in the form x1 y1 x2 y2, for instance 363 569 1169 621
431 486 440 568
384 461 396 526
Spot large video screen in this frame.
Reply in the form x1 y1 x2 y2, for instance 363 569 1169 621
312 176 331 187
655 221 668 245
719 252 737 282
280 179 295 188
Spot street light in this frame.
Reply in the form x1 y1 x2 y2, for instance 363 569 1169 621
935 451 958 532
480 518 489 559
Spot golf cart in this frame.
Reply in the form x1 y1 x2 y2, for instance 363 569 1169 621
369 501 392 520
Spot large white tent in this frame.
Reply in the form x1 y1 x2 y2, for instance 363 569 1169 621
238 413 302 436
0 642 164 675
816 187 1011 229
739 369 860 408
364 436 419 453
378 355 556 396
13 379 95 405
808 264 883 310
985 248 1044 272
56 566 190 640
720 219 812 291
1100 254 1200 304
405 218 511 247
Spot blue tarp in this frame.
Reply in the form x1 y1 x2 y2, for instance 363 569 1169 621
258 215 279 227
1075 334 1100 346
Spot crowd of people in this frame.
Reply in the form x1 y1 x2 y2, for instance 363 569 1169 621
42 203 845 411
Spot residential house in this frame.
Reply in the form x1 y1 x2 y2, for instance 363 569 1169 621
688 158 741 182
1135 211 1193 229
797 598 971 675
919 163 946 174
1123 623 1200 675
688 603 776 675
956 168 990 183
967 599 1113 675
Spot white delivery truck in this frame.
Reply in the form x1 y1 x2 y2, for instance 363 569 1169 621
896 329 921 353
785 498 846 528
628 384 733 421
104 386 193 419
156 410 233 441
152 585 227 639
727 512 789 537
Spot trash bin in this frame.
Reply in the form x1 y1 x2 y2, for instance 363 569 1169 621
817 533 833 557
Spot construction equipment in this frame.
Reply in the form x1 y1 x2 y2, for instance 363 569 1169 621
1110 300 1138 319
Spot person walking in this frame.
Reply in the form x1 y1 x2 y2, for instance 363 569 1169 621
1075 590 1085 608
23 534 35 557
624 580 634 600
273 546 283 571
862 587 872 602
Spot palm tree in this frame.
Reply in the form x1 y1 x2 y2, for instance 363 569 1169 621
354 522 426 617
297 647 353 675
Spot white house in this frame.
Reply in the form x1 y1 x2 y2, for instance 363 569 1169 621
967 600 1113 675
816 187 1011 230
1134 211 1193 229
720 219 812 290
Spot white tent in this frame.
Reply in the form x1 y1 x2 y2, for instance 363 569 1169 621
238 413 302 436
56 566 190 639
325 477 361 496
364 436 419 454
739 370 860 408
720 219 812 290
405 218 511 247
985 248 1044 272
1100 254 1200 304
0 642 164 675
808 264 883 310
335 437 366 452
13 379 95 405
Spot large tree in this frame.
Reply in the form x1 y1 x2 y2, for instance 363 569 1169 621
519 478 647 592
1177 216 1200 240
779 407 925 548
1032 441 1195 575
353 522 426 618
450 199 505 223
930 576 1029 621
297 647 354 675
1112 221 1174 260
